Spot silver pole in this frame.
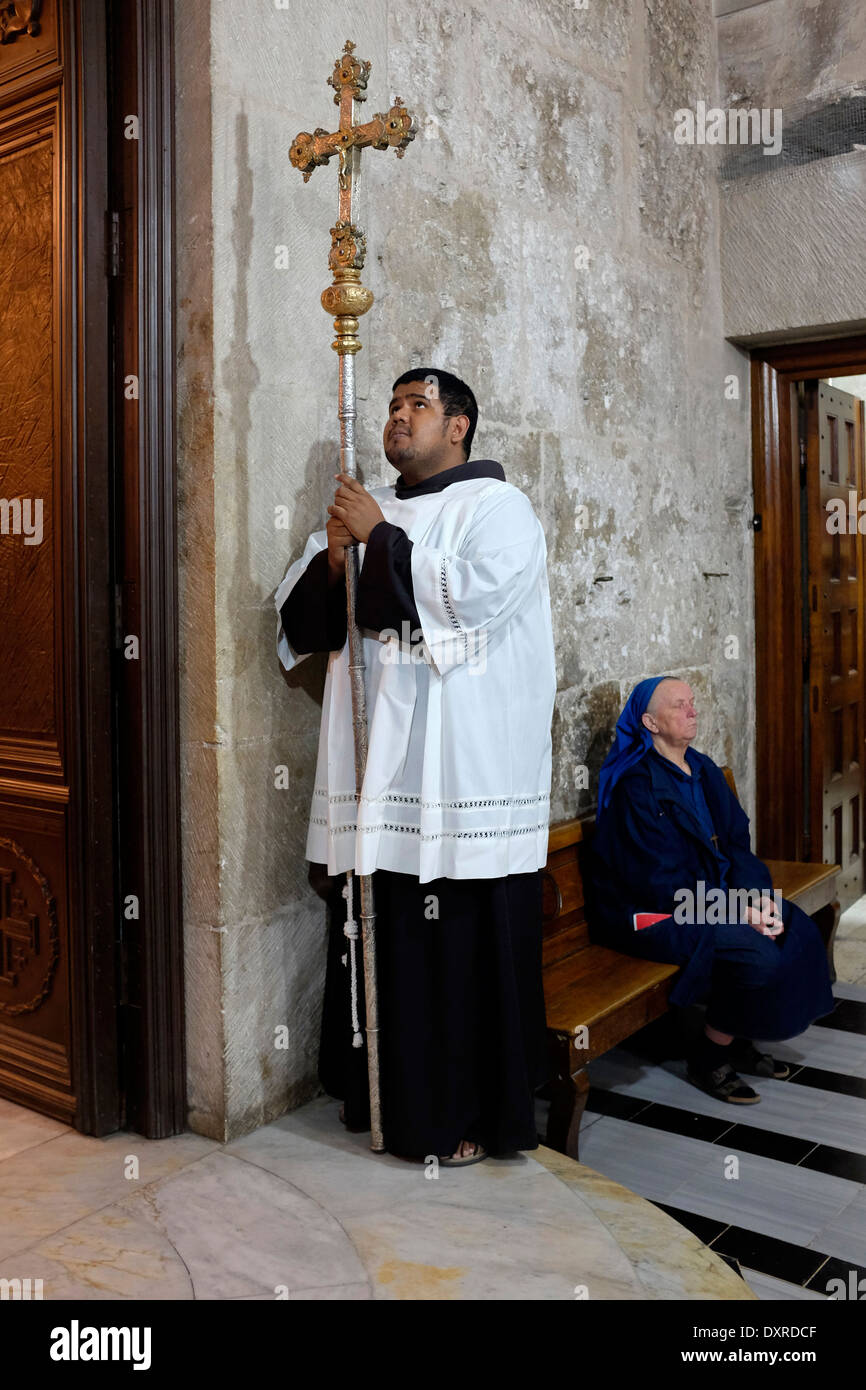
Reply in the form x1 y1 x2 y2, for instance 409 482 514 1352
339 352 384 1153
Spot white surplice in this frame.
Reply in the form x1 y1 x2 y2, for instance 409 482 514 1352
275 472 557 883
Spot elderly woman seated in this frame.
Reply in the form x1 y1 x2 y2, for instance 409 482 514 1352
584 675 834 1103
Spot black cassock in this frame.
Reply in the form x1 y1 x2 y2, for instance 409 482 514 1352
281 460 550 1158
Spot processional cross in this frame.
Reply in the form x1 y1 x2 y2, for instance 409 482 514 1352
289 42 416 1153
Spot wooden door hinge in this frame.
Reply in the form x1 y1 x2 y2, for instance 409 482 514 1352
106 210 121 277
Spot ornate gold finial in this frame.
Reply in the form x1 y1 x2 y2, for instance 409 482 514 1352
328 221 367 273
290 40 415 354
328 41 370 106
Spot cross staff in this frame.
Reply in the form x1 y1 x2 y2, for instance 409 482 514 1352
289 41 416 1154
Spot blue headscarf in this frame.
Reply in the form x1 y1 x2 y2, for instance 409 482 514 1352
596 675 672 819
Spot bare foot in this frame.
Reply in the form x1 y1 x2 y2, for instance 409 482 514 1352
451 1139 479 1159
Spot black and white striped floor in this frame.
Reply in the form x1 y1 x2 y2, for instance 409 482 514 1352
569 979 866 1299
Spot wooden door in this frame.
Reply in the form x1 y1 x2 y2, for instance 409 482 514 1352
804 381 866 908
0 1 120 1126
0 0 185 1138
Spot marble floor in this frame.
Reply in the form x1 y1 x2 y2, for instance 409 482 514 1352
835 891 866 985
566 904 866 1302
0 1090 751 1301
5 900 863 1303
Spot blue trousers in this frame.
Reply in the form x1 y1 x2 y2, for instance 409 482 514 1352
613 897 835 1041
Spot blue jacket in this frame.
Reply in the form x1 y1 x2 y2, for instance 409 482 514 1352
582 747 835 1036
584 747 772 945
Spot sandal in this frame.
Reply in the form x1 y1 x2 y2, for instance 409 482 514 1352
730 1039 791 1080
439 1141 488 1167
687 1060 761 1104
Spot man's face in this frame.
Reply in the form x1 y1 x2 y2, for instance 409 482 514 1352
383 380 464 469
642 680 698 743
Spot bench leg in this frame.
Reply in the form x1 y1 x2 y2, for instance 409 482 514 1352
813 899 840 985
545 1040 590 1161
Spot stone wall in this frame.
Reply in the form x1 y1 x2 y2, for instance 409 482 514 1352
716 0 866 342
175 0 755 1139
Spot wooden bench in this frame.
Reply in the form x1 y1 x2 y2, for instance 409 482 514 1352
541 769 840 1162
542 816 678 1161
722 767 840 979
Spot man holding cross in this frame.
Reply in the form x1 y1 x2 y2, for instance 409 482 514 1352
275 369 557 1164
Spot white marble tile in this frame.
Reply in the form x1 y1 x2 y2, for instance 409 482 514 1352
807 1187 866 1268
0 1086 765 1301
589 1047 866 1153
226 1095 388 1163
666 1151 858 1248
831 980 866 1003
287 1282 372 1300
343 1194 645 1301
576 1116 722 1204
536 1148 754 1300
228 1100 630 1235
112 1150 369 1299
755 1024 866 1079
229 1104 652 1300
741 1268 828 1301
838 895 866 938
0 1127 220 1261
227 1110 467 1216
0 1098 71 1162
228 1096 593 1223
833 939 866 984
0 1202 196 1300
578 1110 606 1138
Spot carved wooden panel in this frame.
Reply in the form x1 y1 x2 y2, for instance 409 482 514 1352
0 0 74 1123
0 135 56 741
0 836 59 1007
0 796 71 1119
0 0 58 90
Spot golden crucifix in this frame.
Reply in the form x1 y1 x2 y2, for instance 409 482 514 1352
289 43 415 1153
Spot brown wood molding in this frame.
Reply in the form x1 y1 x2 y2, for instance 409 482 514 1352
0 737 65 783
754 336 866 376
751 356 804 858
64 0 119 1134
751 332 866 864
125 0 185 1137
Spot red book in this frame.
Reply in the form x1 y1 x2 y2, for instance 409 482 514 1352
633 912 672 931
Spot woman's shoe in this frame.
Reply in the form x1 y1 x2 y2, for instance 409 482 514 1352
730 1039 791 1080
686 1059 761 1103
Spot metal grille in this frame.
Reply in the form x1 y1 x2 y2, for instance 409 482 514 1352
715 83 866 181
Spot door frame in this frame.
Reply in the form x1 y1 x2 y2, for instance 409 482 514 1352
69 0 184 1136
751 334 866 866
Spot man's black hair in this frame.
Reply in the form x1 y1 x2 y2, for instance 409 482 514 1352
391 368 478 460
